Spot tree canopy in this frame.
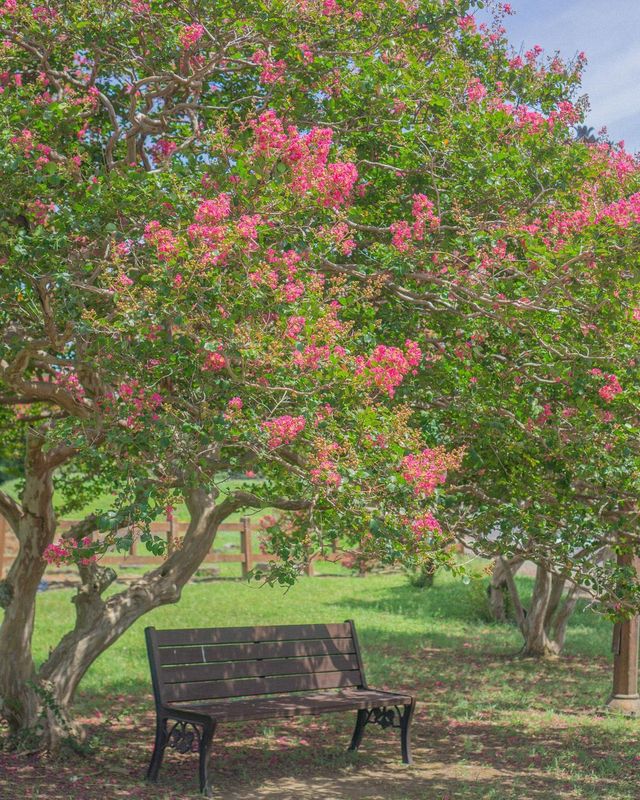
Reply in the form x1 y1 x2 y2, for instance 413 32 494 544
1 0 639 747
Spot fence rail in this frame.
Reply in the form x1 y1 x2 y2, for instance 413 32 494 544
0 515 329 580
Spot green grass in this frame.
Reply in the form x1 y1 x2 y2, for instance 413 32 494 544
3 569 640 800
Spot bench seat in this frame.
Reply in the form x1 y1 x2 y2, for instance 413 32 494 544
145 621 415 796
171 687 413 722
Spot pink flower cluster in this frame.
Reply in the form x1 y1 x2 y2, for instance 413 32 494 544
309 440 342 488
402 447 459 496
224 396 243 421
310 461 342 488
298 43 314 64
597 192 640 229
466 77 487 104
44 537 96 567
285 315 306 339
53 370 85 402
262 415 306 448
292 343 334 370
150 139 177 161
390 194 440 251
325 222 356 255
356 340 422 397
111 381 163 428
411 512 442 539
179 23 205 49
251 49 287 85
144 221 179 260
0 0 17 16
203 347 226 371
250 110 358 208
195 193 232 223
10 128 54 169
591 371 623 402
237 213 262 246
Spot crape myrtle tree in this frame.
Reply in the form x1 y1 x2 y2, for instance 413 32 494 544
0 0 480 748
326 8 639 655
0 0 637 745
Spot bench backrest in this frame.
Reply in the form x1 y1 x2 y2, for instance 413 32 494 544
145 621 367 707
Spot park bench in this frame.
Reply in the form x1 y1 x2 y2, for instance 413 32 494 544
145 621 415 796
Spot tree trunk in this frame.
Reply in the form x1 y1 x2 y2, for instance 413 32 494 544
36 489 236 738
489 557 524 622
0 441 58 746
497 559 581 658
1 478 240 750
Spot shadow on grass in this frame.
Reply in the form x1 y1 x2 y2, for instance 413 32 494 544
3 702 638 800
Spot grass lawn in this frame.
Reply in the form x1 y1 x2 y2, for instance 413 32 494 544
2 569 640 799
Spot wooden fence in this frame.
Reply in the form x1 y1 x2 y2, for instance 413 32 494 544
0 515 327 581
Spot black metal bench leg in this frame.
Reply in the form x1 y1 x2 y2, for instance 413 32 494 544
400 701 415 765
146 716 168 782
199 722 216 797
348 709 368 751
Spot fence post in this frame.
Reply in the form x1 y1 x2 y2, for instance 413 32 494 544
0 514 6 580
304 554 315 577
240 517 253 578
167 514 175 555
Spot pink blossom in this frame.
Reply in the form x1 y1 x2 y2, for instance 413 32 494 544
298 43 314 64
0 0 17 15
322 0 341 14
144 221 179 260
252 49 287 84
151 139 177 161
390 221 412 252
404 339 422 367
457 15 477 32
251 110 288 155
195 194 232 223
310 461 342 488
203 348 226 371
402 449 454 496
283 279 305 302
236 214 261 241
285 316 306 339
598 374 623 402
411 512 441 538
328 222 356 255
117 272 134 287
356 341 422 397
33 5 58 24
262 415 306 448
179 23 205 49
292 343 331 370
466 77 487 104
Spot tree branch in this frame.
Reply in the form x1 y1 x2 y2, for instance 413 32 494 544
0 489 22 531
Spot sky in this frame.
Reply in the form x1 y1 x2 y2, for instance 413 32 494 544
494 0 640 153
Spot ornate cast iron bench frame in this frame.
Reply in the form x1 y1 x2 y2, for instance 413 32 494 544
145 620 415 796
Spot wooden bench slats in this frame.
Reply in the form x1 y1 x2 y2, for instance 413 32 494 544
157 638 356 666
155 623 352 647
161 654 359 685
174 688 413 722
162 669 362 703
